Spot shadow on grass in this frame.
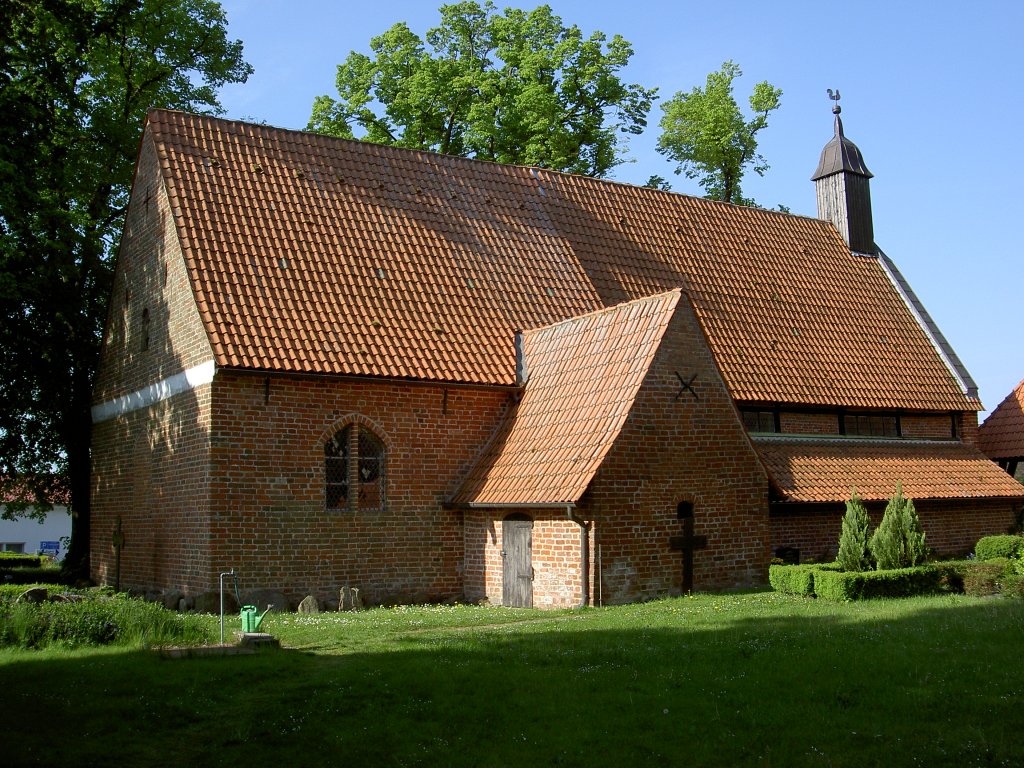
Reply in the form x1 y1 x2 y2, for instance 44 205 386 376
1 596 1022 767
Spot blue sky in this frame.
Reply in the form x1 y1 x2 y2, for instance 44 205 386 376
216 0 1023 417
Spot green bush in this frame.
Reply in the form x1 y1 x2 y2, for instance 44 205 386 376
0 594 212 650
932 560 970 593
1001 574 1024 598
836 491 872 572
869 485 927 569
769 564 816 596
962 561 1006 597
768 563 841 596
974 535 1024 561
813 565 942 601
0 553 42 568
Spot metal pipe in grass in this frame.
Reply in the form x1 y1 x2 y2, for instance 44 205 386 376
219 569 234 644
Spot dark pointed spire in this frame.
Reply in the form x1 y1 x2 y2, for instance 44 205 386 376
813 91 876 254
812 92 873 180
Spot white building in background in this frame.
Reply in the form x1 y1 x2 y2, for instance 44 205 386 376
0 507 71 559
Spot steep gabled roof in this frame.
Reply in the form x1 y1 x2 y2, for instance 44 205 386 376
755 437 1024 503
979 379 1024 459
146 109 974 410
450 291 680 506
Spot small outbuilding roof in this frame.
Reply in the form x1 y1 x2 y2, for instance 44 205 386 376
979 379 1024 459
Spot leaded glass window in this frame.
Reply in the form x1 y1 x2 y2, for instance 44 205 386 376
325 426 350 510
324 424 385 512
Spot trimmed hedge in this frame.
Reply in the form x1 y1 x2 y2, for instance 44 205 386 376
768 563 841 596
771 559 1024 600
769 564 816 596
0 553 42 568
962 561 1008 597
812 565 942 601
974 535 1024 561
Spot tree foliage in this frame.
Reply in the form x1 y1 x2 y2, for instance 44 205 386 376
869 485 928 570
837 491 873 572
0 0 251 573
656 61 781 205
308 1 656 178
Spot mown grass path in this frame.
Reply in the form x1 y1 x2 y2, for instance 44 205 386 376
2 591 1022 767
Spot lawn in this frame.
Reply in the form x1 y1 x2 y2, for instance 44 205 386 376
1 591 1022 767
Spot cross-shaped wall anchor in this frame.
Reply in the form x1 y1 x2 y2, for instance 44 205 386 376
675 372 699 401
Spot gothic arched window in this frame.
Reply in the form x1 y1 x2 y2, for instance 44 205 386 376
325 423 386 512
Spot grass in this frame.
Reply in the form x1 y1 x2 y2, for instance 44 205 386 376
1 592 1023 766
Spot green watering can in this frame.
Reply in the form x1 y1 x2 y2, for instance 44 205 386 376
240 604 273 633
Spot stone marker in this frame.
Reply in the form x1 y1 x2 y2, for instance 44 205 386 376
340 585 363 611
297 595 320 613
17 587 48 604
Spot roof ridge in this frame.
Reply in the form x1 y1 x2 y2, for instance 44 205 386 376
521 288 682 338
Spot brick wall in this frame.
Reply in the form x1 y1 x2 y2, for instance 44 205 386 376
91 385 212 593
91 132 216 593
770 497 1020 562
205 372 510 606
902 414 956 439
584 297 770 604
464 511 590 609
779 412 839 434
94 133 214 402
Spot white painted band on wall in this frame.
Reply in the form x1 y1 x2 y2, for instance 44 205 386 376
91 360 216 423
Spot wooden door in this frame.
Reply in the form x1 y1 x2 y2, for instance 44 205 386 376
502 514 533 608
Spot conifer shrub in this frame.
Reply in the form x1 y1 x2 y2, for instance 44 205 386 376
836 491 872 572
869 484 927 569
901 497 928 566
974 535 1024 561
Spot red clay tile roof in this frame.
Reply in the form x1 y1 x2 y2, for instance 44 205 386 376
146 109 974 410
450 291 680 506
754 437 1024 503
979 379 1024 459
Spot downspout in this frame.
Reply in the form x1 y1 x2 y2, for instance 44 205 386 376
567 506 589 608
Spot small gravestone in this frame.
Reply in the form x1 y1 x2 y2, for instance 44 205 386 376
297 595 320 613
162 589 184 610
240 589 290 613
17 587 48 604
340 585 363 611
194 590 238 614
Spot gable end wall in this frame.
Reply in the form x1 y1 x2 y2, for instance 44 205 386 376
91 131 215 592
586 297 770 603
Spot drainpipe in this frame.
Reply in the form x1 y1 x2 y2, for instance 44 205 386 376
567 506 589 608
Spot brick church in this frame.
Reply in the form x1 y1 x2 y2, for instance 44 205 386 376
90 105 1023 608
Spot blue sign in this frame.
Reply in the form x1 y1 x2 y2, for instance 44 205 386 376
39 541 60 557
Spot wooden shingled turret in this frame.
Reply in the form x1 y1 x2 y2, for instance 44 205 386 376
812 90 876 255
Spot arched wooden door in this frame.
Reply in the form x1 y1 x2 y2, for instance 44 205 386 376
502 513 533 608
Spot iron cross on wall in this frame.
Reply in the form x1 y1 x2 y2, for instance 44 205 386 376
669 502 707 593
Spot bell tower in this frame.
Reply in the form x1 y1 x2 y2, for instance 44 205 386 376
812 90 876 254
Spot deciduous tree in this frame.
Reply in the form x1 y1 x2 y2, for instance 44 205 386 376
0 0 251 576
656 61 781 205
308 1 656 178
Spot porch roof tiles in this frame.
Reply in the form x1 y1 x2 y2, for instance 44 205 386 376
450 291 680 506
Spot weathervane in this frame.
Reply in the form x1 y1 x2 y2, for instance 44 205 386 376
827 88 841 114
